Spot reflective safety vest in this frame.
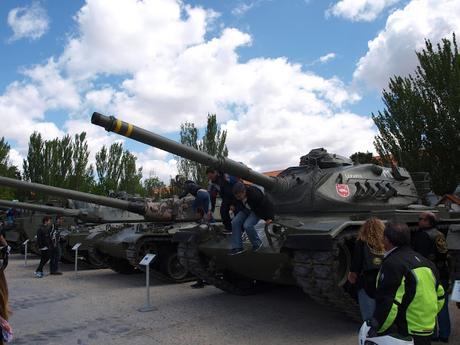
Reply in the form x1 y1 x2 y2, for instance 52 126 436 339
374 246 445 336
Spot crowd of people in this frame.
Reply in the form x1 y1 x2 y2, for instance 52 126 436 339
349 213 457 345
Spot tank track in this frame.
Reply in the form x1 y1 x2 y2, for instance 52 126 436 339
292 232 361 321
126 237 194 284
86 241 110 269
177 235 258 295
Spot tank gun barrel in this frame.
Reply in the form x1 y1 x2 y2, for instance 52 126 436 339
0 176 145 215
91 112 277 190
0 199 81 218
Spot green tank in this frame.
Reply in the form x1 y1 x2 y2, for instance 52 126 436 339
0 199 112 268
91 112 460 319
0 177 201 281
0 199 77 254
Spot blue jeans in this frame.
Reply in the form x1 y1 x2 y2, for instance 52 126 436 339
435 298 450 339
193 190 210 214
231 210 262 250
357 289 375 321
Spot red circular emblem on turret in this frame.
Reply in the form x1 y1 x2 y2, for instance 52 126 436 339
336 184 350 198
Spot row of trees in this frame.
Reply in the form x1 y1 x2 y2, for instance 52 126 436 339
0 113 228 201
0 133 166 200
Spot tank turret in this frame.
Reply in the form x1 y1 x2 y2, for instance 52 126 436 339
91 112 419 213
0 177 199 222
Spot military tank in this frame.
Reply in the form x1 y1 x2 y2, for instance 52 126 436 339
0 199 77 253
0 177 201 281
91 112 460 319
0 199 117 268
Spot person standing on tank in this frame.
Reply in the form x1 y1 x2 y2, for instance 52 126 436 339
412 212 451 343
229 182 274 255
206 168 239 234
35 216 53 278
348 217 385 321
49 215 64 276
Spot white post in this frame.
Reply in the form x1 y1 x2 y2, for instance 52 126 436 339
138 253 157 312
22 239 29 266
74 247 78 277
72 243 82 279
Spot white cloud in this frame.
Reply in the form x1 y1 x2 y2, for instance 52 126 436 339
232 1 269 17
353 0 460 90
318 53 336 64
7 2 49 42
1 0 377 182
327 0 401 22
0 81 63 150
135 149 178 183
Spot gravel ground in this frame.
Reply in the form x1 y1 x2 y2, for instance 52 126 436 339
5 254 460 345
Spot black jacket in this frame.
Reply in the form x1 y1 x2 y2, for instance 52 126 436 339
412 227 450 288
236 186 275 221
36 224 52 249
372 246 444 336
350 239 383 298
179 181 202 198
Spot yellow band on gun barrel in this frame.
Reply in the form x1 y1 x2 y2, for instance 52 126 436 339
114 119 122 133
126 123 134 137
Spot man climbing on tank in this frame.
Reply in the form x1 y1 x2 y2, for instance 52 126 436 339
179 180 213 223
229 182 274 255
412 212 451 343
206 167 239 234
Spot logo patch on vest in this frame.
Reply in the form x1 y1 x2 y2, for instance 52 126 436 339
435 234 448 254
336 184 350 198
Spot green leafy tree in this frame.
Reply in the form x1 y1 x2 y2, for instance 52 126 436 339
69 133 94 192
23 132 95 198
95 143 143 195
177 114 228 186
23 132 45 184
0 137 21 199
143 175 166 199
373 34 460 195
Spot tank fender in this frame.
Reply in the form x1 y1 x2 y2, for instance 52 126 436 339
447 224 460 250
282 234 334 251
172 230 198 243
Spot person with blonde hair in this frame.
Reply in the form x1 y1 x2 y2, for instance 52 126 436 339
348 217 385 321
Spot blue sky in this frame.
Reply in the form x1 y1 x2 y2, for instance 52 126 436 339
0 0 458 181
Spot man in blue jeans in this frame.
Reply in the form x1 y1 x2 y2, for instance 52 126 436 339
179 180 213 222
229 182 274 255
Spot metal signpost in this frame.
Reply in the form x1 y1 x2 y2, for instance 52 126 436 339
22 239 30 266
72 243 82 278
138 253 157 312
